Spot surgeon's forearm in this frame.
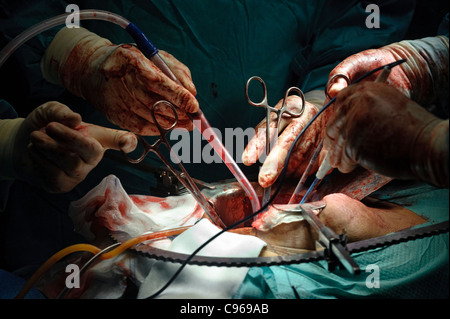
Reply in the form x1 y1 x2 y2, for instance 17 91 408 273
411 119 449 188
41 27 114 97
385 36 449 107
0 118 24 180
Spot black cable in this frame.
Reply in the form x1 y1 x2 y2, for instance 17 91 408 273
146 59 406 299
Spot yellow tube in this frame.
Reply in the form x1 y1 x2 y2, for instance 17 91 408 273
14 244 101 299
15 226 191 299
101 226 190 260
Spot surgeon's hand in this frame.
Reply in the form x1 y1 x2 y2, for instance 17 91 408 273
317 36 449 178
325 36 449 115
242 95 323 188
324 81 449 188
42 27 198 136
9 102 137 193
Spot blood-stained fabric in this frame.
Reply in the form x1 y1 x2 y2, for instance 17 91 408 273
69 175 203 243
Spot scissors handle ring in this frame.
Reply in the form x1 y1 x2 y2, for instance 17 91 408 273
122 133 151 164
151 100 179 133
123 100 179 164
281 86 306 118
245 76 269 108
325 73 350 100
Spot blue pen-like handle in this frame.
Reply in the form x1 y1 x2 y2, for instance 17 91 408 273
300 153 331 204
126 22 159 58
300 177 321 204
125 21 182 86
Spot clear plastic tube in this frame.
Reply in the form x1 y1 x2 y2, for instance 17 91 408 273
192 111 261 212
0 9 261 213
153 56 261 212
0 10 130 68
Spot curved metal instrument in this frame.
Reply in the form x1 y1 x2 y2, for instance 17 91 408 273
123 100 226 228
245 76 306 209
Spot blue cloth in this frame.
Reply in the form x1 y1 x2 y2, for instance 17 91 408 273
234 182 449 299
0 269 45 299
0 100 18 120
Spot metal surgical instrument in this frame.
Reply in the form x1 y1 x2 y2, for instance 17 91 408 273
123 101 226 229
301 66 393 204
0 8 261 216
245 76 306 209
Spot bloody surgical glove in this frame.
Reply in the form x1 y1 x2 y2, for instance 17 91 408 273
41 27 198 136
242 95 323 188
324 82 449 188
326 36 449 115
320 36 449 177
0 101 137 193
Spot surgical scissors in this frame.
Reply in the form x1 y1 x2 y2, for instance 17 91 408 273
123 100 226 228
245 76 306 209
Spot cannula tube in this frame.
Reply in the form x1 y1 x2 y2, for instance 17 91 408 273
190 111 261 212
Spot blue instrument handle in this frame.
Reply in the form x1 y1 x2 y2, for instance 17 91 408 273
125 22 159 58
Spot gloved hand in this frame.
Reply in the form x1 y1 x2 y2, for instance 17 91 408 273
318 36 449 178
325 36 449 120
41 27 198 136
0 101 137 193
324 81 449 188
242 95 323 188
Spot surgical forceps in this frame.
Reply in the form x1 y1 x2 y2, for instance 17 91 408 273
289 74 352 203
299 67 393 204
245 76 306 209
123 100 226 228
288 73 352 204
